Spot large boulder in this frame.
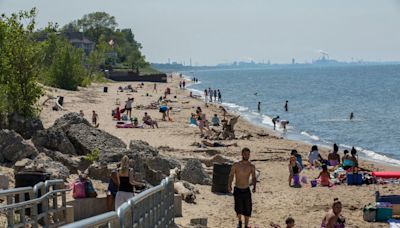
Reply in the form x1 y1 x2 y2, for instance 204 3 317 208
181 159 211 185
0 130 38 163
41 148 89 174
129 140 159 156
5 113 44 139
32 128 76 155
14 153 70 180
52 112 90 131
86 162 118 182
66 123 126 155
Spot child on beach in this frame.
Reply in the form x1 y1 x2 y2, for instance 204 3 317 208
211 114 220 126
92 110 98 126
317 165 331 187
328 144 341 167
288 156 302 187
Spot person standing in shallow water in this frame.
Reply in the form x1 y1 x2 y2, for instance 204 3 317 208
285 100 288 112
257 101 261 112
350 112 354 120
228 148 257 228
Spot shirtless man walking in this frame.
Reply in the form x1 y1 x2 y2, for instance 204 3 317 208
228 148 257 228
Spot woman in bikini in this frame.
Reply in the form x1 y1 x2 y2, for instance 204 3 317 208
321 198 345 228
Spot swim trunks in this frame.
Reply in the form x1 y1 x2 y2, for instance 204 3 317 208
233 187 252 217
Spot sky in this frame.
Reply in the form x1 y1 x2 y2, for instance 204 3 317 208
1 0 400 65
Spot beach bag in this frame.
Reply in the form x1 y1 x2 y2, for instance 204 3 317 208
72 179 86 199
85 180 97 198
363 204 377 222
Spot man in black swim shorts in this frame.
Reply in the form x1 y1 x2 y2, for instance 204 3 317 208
228 148 257 228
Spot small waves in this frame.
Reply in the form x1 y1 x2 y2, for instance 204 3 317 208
301 131 320 141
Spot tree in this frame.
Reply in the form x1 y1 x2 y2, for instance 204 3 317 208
77 12 117 43
127 49 148 74
87 49 105 77
46 38 86 90
0 9 43 117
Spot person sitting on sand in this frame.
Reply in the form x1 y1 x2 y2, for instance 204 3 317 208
288 156 302 187
143 112 158 128
317 165 331 187
196 110 211 137
328 144 341 167
200 140 238 148
189 113 197 125
228 148 257 228
321 198 345 228
132 118 143 128
308 145 321 167
113 107 121 121
211 114 220 126
342 148 358 171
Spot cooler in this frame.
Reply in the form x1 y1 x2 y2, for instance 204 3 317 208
346 173 363 185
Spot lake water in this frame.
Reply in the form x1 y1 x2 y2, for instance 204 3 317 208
184 64 400 166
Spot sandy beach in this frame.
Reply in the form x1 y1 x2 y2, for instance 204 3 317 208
35 75 400 228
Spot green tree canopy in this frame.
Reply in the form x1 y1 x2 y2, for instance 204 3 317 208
0 9 43 117
77 12 118 43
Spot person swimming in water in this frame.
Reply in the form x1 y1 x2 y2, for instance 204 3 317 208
350 112 354 120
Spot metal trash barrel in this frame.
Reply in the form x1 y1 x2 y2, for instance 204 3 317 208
15 172 51 215
211 163 232 193
103 86 108 93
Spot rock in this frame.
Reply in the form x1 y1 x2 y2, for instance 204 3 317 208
144 165 165 186
5 113 44 139
181 159 211 185
66 123 126 155
87 162 117 182
41 149 88 174
52 112 90 132
0 130 38 163
14 153 70 180
32 128 76 155
98 148 131 164
129 140 159 156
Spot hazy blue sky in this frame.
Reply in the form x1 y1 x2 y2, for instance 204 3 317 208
1 0 400 65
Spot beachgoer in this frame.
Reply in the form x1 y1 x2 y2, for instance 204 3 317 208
183 80 186 89
218 89 222 102
179 81 182 89
317 165 331 187
197 110 210 137
328 144 341 167
214 90 217 101
201 140 238 147
92 110 98 126
286 217 295 228
272 116 280 130
321 198 345 228
228 148 257 228
143 112 158 128
79 110 84 117
211 114 220 126
115 156 145 209
288 155 302 187
342 148 358 171
280 120 289 131
308 145 321 167
153 83 157 92
209 90 213 102
189 113 197 125
257 102 261 112
291 149 304 169
159 105 172 121
350 112 354 120
125 98 134 119
204 89 208 103
285 100 288 112
114 107 121 121
106 169 118 211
